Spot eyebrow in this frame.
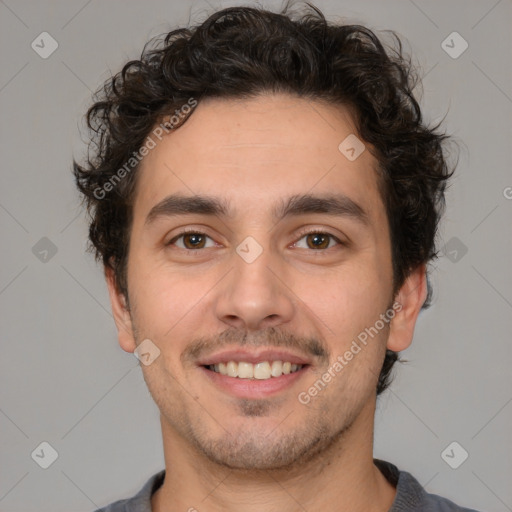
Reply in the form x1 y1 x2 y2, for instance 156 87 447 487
144 193 369 226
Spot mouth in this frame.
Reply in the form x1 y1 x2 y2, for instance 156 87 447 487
205 360 304 380
197 349 311 398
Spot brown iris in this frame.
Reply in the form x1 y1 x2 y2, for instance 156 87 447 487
306 233 330 249
182 233 206 249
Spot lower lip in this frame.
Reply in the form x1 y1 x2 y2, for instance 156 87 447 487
199 366 309 399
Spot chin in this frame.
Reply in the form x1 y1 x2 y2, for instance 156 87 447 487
190 422 341 471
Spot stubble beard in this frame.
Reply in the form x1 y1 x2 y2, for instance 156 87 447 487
162 393 356 472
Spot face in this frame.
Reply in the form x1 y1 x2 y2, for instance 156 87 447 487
108 93 423 471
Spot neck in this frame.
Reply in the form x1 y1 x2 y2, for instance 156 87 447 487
152 398 395 512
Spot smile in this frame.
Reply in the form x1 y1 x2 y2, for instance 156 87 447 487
206 361 304 380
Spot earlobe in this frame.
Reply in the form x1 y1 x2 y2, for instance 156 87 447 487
386 265 427 352
105 267 137 353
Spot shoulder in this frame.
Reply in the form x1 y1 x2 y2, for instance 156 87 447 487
92 470 165 512
93 497 130 512
375 460 481 512
396 470 480 512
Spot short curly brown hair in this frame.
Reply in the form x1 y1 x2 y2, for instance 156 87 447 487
73 1 454 394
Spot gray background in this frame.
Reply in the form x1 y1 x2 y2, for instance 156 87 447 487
0 0 511 510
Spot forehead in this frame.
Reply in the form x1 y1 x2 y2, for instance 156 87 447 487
133 93 384 223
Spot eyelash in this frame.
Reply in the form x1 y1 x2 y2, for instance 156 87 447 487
167 227 343 252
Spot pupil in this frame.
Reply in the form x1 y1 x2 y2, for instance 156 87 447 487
309 233 327 249
186 234 203 248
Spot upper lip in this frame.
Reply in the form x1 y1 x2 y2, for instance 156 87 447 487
197 348 312 366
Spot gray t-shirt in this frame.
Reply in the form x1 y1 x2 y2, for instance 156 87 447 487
94 460 480 511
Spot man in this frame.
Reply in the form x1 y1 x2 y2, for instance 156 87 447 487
74 2 478 511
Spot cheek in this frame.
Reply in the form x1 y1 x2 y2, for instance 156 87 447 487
294 260 391 336
127 258 193 340
294 260 392 398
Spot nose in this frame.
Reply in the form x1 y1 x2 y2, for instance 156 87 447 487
214 245 295 332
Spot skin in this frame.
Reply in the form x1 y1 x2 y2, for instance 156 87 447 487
106 93 426 512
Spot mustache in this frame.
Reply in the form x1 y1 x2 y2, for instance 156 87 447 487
181 326 330 365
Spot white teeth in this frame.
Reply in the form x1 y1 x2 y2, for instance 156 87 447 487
254 362 271 380
271 360 283 377
226 361 237 377
208 360 303 379
237 362 254 379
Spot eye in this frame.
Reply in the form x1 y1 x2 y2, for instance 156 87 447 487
166 228 343 252
294 230 342 250
167 230 216 250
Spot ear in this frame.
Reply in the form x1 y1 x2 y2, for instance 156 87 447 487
386 264 427 352
105 267 137 353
